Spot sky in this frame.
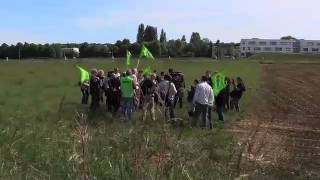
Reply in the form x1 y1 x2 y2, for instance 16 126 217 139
0 0 319 44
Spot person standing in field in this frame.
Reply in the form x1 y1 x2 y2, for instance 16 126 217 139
109 72 121 115
172 72 186 109
205 70 213 87
225 77 231 111
103 71 113 112
230 77 246 112
89 69 101 111
192 76 214 129
120 70 136 122
159 74 177 120
80 80 89 105
131 68 140 110
97 70 105 103
114 68 121 78
141 73 158 121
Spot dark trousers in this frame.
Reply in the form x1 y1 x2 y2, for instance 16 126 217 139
81 89 89 104
90 93 100 111
230 98 240 112
112 92 121 114
208 106 213 128
216 105 224 122
193 103 210 128
106 90 113 112
165 100 175 120
174 90 184 108
226 94 230 110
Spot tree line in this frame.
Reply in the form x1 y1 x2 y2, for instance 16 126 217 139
0 24 239 59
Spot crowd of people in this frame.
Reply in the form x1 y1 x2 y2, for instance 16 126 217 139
79 67 246 129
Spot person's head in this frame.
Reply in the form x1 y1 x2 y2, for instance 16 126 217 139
201 76 208 82
151 73 157 80
121 72 126 77
236 77 243 84
107 71 113 78
98 69 105 77
132 68 138 75
193 79 199 85
160 71 165 76
168 68 173 74
114 68 119 73
153 69 157 74
164 74 172 81
126 69 132 76
91 68 98 77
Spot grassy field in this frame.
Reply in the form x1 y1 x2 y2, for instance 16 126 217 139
0 58 261 179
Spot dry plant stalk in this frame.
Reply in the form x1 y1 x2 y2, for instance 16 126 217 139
69 112 92 180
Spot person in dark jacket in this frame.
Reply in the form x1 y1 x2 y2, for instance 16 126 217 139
97 70 105 103
215 88 226 122
104 71 113 112
89 69 100 111
230 77 246 112
172 72 185 108
109 73 121 115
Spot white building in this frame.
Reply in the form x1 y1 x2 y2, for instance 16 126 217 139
299 40 320 54
240 38 320 57
61 48 80 58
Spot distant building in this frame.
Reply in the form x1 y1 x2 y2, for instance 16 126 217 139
240 38 320 57
61 48 80 58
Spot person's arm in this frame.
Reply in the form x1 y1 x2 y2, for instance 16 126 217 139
209 87 214 105
172 83 177 95
132 81 136 89
193 85 199 105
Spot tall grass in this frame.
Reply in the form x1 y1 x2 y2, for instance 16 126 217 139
0 58 260 179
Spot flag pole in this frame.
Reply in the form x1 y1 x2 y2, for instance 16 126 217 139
136 58 141 69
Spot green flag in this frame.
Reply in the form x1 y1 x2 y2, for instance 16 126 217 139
143 66 152 76
76 66 90 83
140 45 154 60
126 50 132 66
211 72 226 96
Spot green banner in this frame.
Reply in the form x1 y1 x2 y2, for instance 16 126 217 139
211 72 226 96
126 50 132 66
76 66 90 83
140 45 154 60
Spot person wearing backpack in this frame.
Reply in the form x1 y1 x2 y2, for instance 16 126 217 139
158 74 177 120
141 73 158 121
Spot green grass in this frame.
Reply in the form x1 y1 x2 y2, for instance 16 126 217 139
0 58 261 179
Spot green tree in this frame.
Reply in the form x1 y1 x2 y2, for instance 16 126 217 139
137 24 145 43
160 29 167 43
190 32 203 56
181 35 186 42
143 25 158 42
281 35 297 40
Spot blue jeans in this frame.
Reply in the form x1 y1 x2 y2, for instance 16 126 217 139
122 97 134 122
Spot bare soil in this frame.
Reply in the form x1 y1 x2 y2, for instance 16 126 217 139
229 64 320 178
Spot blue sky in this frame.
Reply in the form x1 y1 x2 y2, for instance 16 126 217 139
1 0 319 44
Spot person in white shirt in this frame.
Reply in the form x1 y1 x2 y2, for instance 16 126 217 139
158 74 177 120
192 76 214 129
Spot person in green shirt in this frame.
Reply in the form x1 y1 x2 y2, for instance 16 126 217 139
120 70 136 122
